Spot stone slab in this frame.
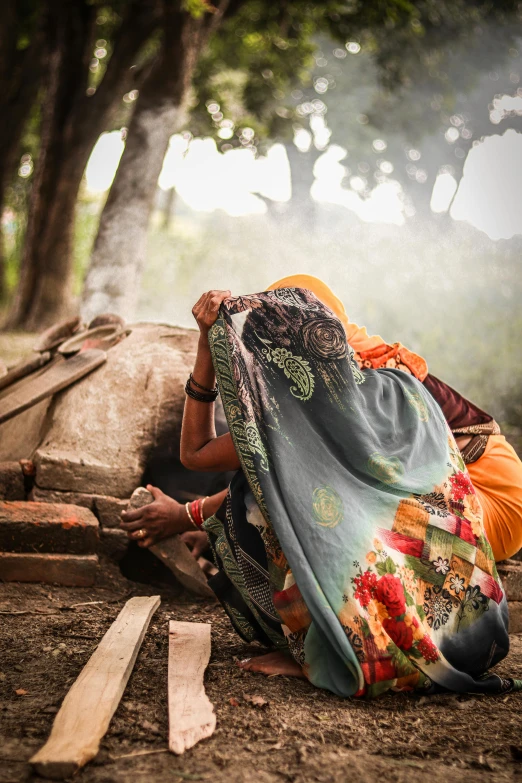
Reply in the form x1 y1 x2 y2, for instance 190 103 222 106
32 325 198 496
0 462 25 500
29 488 129 528
498 560 522 602
29 486 95 511
0 552 98 586
0 501 99 554
33 450 141 499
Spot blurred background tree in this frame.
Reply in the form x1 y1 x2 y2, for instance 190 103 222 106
3 0 520 328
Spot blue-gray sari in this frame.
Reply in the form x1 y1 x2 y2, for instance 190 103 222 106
204 288 517 698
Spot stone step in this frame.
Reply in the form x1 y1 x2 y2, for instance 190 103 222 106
0 552 98 586
0 501 99 554
29 487 129 528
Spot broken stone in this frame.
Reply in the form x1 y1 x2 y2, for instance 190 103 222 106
0 552 98 587
0 462 25 501
32 324 198 497
0 501 99 554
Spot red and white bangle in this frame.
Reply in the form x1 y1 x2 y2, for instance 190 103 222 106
185 502 197 529
187 496 209 528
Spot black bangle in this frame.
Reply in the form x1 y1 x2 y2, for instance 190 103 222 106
185 379 218 402
189 373 217 394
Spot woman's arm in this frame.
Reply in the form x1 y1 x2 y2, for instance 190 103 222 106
180 290 241 473
120 486 228 548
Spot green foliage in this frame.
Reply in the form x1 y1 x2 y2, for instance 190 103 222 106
182 0 216 19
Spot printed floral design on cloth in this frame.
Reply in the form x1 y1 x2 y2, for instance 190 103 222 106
207 288 515 698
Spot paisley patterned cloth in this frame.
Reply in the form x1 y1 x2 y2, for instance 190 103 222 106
205 288 519 698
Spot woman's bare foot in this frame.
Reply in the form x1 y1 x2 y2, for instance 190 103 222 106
238 651 305 678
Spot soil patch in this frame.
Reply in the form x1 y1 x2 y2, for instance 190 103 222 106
1 565 521 783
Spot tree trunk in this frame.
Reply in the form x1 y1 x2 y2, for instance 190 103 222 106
3 0 159 331
81 10 206 322
0 2 46 302
284 143 321 228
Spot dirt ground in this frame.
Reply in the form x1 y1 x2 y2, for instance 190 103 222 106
1 559 522 783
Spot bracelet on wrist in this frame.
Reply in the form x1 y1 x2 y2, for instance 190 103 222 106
185 502 198 529
190 373 217 394
185 378 218 403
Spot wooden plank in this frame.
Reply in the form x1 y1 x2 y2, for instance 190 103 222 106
0 349 106 424
168 620 216 754
30 595 160 779
0 351 51 392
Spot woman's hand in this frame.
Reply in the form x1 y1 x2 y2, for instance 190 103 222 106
192 290 231 337
179 530 210 560
120 485 190 548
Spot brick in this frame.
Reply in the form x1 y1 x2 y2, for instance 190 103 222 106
508 601 522 634
94 496 129 528
98 528 129 561
0 501 99 555
498 560 522 602
0 552 98 586
0 462 25 501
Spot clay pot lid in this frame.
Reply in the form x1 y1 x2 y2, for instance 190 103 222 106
33 316 83 352
58 324 129 355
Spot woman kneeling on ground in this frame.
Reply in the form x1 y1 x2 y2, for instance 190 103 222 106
122 283 521 698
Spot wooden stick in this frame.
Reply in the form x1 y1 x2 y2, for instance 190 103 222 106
30 595 160 779
168 621 216 755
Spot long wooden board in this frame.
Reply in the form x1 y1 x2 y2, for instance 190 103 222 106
0 349 106 424
0 351 51 392
30 595 160 779
168 620 216 754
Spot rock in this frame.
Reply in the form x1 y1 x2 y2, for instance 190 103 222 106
94 495 129 528
0 552 98 586
0 462 25 500
33 324 198 497
128 487 153 510
0 501 99 554
498 560 522 602
98 528 129 561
